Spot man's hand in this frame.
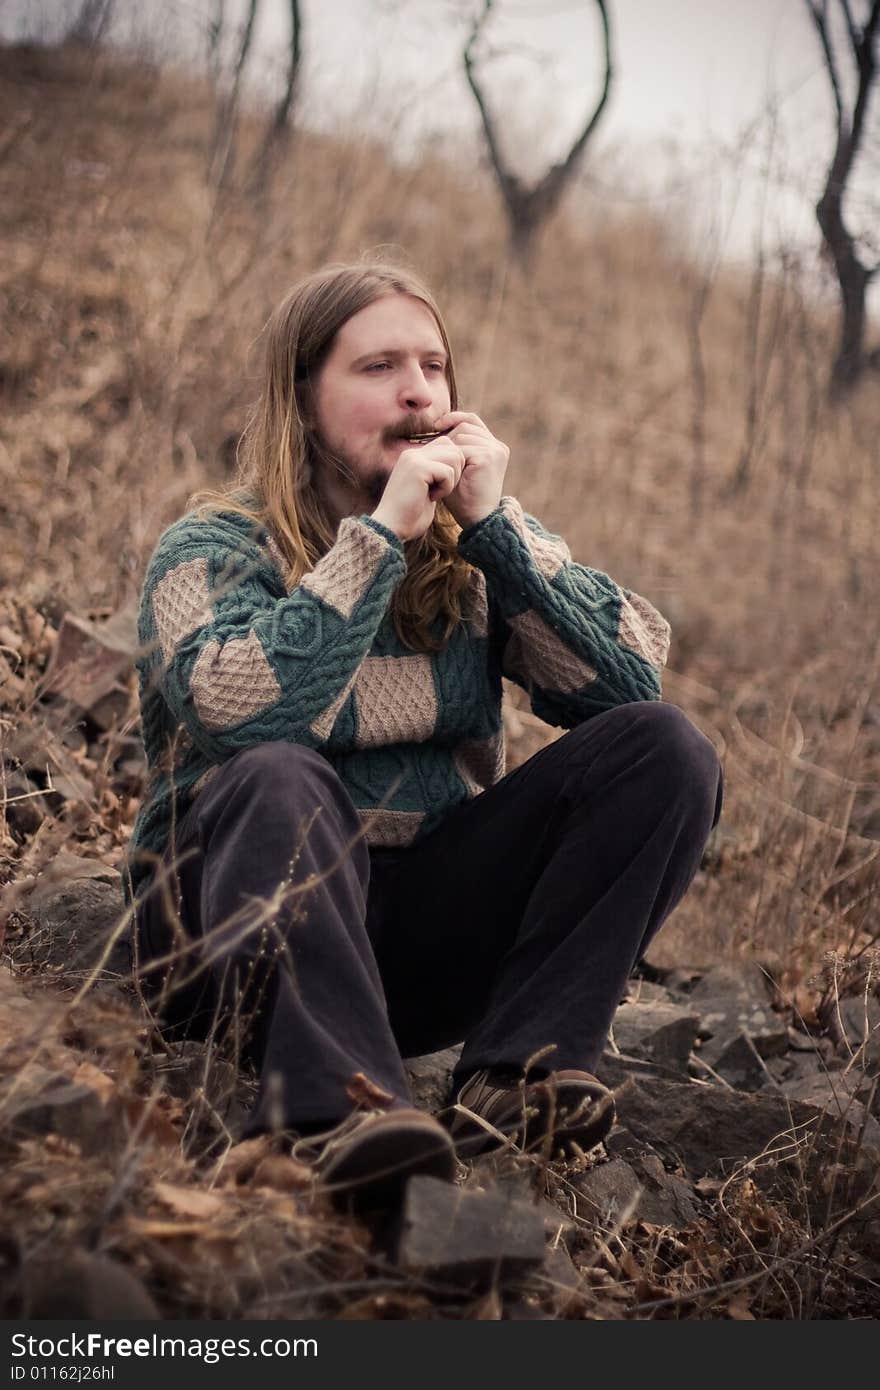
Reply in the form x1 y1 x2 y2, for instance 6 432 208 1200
433 411 510 530
371 437 466 542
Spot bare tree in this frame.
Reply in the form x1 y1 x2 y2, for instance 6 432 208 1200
805 0 880 396
206 0 227 84
248 0 303 196
210 0 262 191
66 0 115 46
463 0 613 265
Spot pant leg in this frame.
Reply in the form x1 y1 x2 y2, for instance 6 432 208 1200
136 741 412 1133
366 702 722 1083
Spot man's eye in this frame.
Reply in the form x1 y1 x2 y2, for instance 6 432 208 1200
425 362 445 373
365 362 391 372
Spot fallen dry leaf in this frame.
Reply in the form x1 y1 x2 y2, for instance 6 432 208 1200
344 1071 394 1109
215 1134 276 1186
727 1294 756 1320
153 1180 226 1220
123 1216 221 1239
72 1060 117 1105
251 1153 312 1193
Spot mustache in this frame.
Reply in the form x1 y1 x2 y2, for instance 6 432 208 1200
384 413 444 442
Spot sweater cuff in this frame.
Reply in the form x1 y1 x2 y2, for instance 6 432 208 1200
455 501 509 549
358 514 406 555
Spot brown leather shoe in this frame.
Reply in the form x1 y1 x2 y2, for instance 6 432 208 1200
307 1108 456 1210
446 1069 615 1160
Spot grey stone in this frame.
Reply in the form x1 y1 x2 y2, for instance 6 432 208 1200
3 1064 127 1156
622 979 676 1005
610 999 700 1074
572 1154 699 1230
832 997 880 1069
613 1074 858 1177
780 1072 880 1144
787 1026 835 1060
709 1033 767 1091
397 1176 546 1281
686 963 774 1006
26 855 130 976
595 1050 687 1090
3 768 47 836
571 1158 642 1226
628 1152 700 1228
404 1046 462 1113
24 1252 159 1319
156 1041 249 1117
40 605 136 719
530 1244 584 1311
678 963 788 1074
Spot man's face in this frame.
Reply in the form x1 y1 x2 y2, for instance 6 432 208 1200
312 293 452 515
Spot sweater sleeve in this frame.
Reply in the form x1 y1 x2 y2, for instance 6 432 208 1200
139 511 407 760
456 496 670 728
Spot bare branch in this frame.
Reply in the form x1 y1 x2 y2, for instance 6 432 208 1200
270 0 303 143
806 0 880 393
463 0 520 206
66 0 115 46
804 0 844 130
539 0 613 208
839 0 860 50
211 0 261 189
848 0 880 162
248 0 303 195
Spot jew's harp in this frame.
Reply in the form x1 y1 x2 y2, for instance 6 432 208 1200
407 426 452 443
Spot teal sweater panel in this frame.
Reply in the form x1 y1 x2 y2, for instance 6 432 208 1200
125 496 670 902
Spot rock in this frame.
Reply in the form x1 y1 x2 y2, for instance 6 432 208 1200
595 1050 687 1090
397 1176 546 1282
609 999 700 1074
404 1046 462 1113
0 967 66 1066
572 1154 699 1230
678 963 788 1080
707 1033 767 1091
2 767 47 836
155 1040 255 1138
780 1072 880 1144
530 1244 584 1313
24 1252 159 1319
25 854 129 976
3 1063 127 1156
832 997 880 1070
613 1074 859 1177
39 602 137 720
622 978 676 1004
156 1041 242 1111
33 851 120 888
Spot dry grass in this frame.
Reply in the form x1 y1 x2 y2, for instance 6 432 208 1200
1 38 879 1319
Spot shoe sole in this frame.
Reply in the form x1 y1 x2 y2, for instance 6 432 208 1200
321 1115 456 1210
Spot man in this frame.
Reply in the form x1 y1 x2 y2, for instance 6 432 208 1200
129 261 722 1208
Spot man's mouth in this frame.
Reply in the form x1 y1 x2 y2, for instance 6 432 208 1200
407 428 451 443
385 417 450 445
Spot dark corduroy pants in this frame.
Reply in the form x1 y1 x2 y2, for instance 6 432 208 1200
136 702 723 1135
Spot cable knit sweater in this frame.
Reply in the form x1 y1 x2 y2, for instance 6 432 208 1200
125 496 671 900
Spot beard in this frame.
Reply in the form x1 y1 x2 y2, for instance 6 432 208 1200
314 411 436 509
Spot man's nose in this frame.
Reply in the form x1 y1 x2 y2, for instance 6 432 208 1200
397 364 434 410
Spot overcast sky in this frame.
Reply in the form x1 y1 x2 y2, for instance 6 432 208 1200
6 1 879 292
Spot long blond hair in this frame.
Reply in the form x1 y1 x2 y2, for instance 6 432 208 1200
190 261 473 652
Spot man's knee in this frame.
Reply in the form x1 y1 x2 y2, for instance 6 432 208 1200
569 701 722 822
207 741 346 817
631 702 722 823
